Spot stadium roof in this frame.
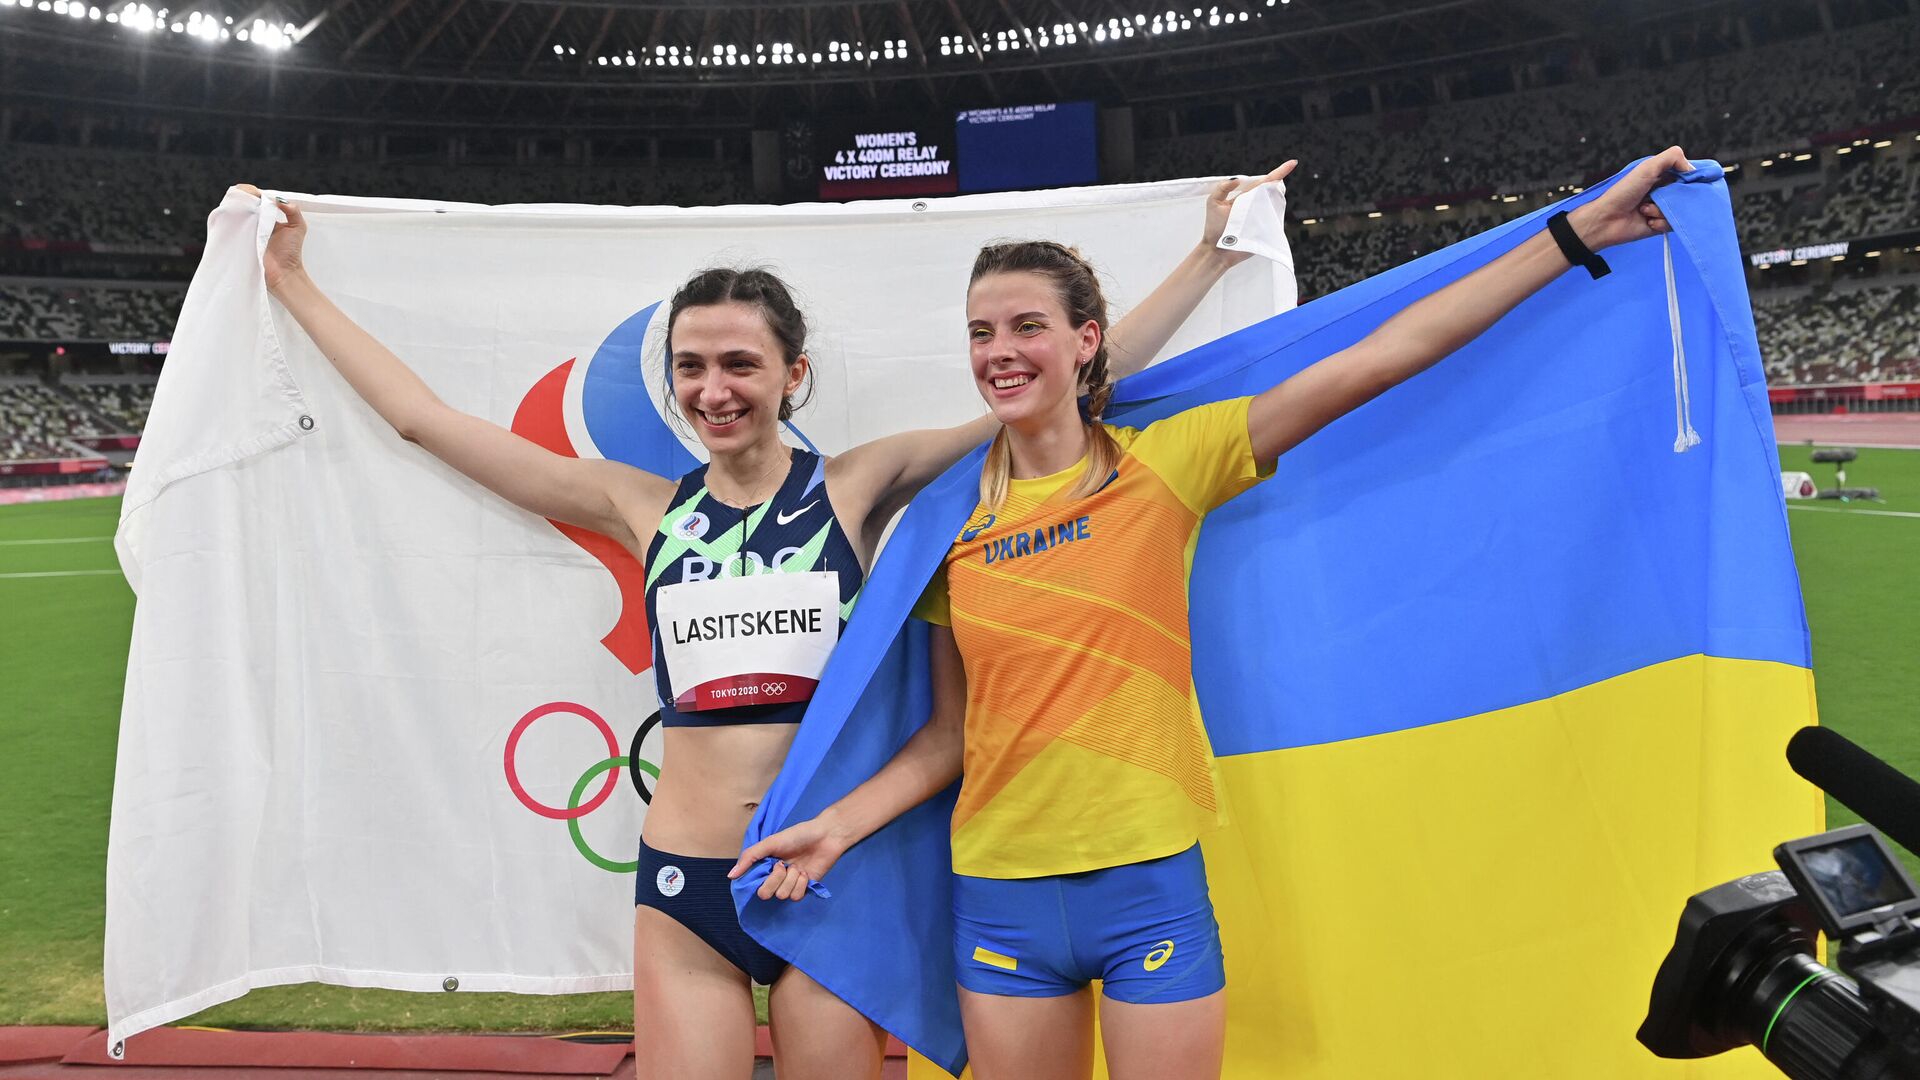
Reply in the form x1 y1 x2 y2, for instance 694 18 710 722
0 0 1792 133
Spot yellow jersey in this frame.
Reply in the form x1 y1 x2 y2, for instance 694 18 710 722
915 397 1272 878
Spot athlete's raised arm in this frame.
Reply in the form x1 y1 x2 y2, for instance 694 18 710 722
829 162 1296 554
1244 148 1691 468
726 621 968 901
244 187 674 551
1105 160 1295 374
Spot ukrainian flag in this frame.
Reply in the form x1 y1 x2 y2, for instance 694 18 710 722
736 159 1815 1078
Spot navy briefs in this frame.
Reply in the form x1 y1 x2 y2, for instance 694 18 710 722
634 839 788 985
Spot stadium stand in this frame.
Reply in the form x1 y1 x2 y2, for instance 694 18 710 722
1755 283 1920 386
1290 218 1486 301
0 146 752 249
59 378 158 435
1137 16 1920 222
0 281 181 341
1 5 1916 464
0 379 96 459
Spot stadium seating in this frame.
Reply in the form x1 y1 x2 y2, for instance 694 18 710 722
0 380 92 459
1289 217 1484 302
0 12 1915 460
0 282 180 341
1137 16 1920 221
0 146 752 249
0 375 157 459
1754 283 1920 385
60 379 158 434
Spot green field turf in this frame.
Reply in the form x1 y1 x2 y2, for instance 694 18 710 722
3 446 1917 1032
1775 444 1920 840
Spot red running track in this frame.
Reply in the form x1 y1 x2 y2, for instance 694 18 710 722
0 1026 908 1079
1775 413 1920 449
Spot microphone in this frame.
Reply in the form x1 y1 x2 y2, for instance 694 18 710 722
1786 726 1920 857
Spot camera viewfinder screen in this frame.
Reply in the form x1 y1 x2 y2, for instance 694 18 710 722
1802 835 1916 916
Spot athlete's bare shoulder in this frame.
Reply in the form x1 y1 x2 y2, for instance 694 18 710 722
597 459 679 558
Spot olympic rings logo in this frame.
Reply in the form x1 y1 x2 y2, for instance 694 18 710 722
503 701 662 874
761 681 787 696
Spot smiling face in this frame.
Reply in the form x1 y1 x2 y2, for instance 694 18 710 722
966 271 1101 433
668 300 807 454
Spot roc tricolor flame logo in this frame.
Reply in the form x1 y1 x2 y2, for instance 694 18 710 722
507 302 698 675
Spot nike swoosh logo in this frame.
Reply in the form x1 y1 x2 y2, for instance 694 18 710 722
775 501 819 526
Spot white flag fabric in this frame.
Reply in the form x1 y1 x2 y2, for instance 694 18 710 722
106 180 1295 1045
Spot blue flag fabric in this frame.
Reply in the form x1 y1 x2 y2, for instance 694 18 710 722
733 159 1812 1076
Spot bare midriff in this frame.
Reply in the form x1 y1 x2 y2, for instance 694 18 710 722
638 722 804 857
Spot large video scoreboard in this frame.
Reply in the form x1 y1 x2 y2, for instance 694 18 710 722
812 101 1099 200
955 102 1099 193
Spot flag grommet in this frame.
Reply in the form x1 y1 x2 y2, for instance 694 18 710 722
442 977 459 991
298 415 314 430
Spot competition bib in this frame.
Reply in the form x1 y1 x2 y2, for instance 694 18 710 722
654 571 840 711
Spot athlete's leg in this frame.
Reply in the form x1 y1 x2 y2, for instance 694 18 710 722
958 986 1096 1080
766 964 888 1080
632 905 756 1080
1098 989 1227 1080
1078 845 1228 1080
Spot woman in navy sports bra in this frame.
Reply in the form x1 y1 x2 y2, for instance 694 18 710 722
243 166 1290 1080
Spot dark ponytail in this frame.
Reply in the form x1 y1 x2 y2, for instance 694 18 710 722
663 267 815 422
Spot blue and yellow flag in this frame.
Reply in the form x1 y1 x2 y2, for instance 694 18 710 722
735 160 1816 1078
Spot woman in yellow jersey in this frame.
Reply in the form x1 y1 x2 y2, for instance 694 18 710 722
734 147 1697 1080
244 168 1286 1080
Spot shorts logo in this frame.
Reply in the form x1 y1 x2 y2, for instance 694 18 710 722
674 512 710 540
959 513 996 543
1144 940 1176 971
656 865 686 897
972 945 1019 971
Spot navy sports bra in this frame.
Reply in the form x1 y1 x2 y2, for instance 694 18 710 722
644 448 863 727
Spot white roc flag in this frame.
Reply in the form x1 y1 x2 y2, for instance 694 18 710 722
106 179 1293 1047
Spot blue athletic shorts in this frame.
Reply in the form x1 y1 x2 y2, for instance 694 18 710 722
634 840 788 986
951 844 1226 1004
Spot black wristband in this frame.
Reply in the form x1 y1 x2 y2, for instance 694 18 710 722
1548 211 1610 279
